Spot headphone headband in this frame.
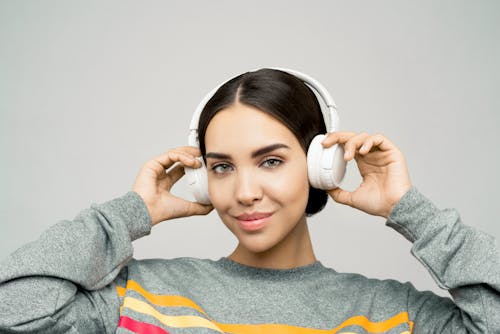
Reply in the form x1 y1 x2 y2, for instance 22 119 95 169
188 68 339 147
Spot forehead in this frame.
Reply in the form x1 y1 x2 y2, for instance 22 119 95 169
204 103 302 154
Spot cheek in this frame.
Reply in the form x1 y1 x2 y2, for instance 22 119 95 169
207 182 233 229
207 177 228 210
207 175 238 223
265 162 310 206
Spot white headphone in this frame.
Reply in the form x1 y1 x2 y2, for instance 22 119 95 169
185 68 347 204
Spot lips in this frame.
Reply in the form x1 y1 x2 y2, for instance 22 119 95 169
235 212 273 232
236 212 273 221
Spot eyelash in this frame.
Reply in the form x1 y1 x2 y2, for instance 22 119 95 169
211 163 232 174
261 158 282 168
210 157 284 174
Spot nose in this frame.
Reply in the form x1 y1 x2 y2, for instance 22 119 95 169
235 169 262 206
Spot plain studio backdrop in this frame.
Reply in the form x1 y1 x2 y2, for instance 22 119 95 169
1 1 499 298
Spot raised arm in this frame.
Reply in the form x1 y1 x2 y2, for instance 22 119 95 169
322 131 500 333
388 186 499 333
0 191 151 333
0 146 212 333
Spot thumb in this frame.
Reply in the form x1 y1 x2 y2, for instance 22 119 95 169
328 187 354 207
186 201 214 216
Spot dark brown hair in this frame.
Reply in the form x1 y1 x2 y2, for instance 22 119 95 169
198 68 328 216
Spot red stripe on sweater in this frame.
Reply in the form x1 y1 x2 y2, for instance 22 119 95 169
118 316 170 334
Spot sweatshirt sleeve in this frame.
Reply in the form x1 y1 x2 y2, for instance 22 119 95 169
385 187 500 333
0 191 152 333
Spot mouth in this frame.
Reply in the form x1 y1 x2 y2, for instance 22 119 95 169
235 212 273 232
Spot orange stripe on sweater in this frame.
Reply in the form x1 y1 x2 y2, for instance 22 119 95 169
116 281 413 333
116 280 207 315
217 312 410 334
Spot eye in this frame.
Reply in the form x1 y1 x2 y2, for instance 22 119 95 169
211 163 233 174
261 158 283 168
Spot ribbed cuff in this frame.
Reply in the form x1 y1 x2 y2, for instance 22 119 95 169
385 186 440 242
95 191 152 241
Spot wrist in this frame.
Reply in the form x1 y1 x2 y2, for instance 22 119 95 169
131 191 158 226
108 191 152 240
383 183 413 218
385 186 439 242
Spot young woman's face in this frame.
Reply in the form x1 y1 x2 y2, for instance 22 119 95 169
204 102 310 254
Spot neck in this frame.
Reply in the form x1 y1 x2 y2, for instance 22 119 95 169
228 216 317 269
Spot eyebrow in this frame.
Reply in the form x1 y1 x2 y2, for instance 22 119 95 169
205 143 290 160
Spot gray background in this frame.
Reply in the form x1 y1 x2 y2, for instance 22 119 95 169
1 0 499 297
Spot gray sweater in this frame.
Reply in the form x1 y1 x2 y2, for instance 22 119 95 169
0 187 499 333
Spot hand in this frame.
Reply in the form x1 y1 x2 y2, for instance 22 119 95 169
132 146 213 226
322 132 412 218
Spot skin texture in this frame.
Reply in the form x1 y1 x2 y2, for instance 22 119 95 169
204 103 315 268
322 132 412 218
132 104 412 269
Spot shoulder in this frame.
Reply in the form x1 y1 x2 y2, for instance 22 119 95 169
318 266 419 299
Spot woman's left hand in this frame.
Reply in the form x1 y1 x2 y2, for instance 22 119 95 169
322 132 412 218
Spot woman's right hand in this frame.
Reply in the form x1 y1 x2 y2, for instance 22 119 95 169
132 146 213 226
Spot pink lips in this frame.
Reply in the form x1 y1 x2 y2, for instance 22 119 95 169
235 212 273 232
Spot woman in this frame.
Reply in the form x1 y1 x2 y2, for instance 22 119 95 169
0 69 498 333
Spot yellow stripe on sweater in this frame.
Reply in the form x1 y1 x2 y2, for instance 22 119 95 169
217 312 411 334
117 280 207 315
117 281 413 333
123 297 224 332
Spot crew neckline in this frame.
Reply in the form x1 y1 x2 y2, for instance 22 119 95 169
216 257 326 279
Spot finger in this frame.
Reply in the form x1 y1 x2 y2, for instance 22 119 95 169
168 150 202 169
176 146 202 157
358 137 375 155
355 133 399 158
367 133 397 152
152 151 176 171
187 201 214 216
321 131 357 147
328 187 354 207
343 132 370 161
170 194 213 217
166 163 185 185
152 146 203 170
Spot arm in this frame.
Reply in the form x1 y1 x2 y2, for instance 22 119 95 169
0 192 151 333
0 146 212 333
387 187 500 333
322 131 500 333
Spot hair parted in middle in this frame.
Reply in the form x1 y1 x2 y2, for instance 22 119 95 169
198 68 328 216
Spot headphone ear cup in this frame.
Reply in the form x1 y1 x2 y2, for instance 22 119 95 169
185 157 211 204
307 134 347 190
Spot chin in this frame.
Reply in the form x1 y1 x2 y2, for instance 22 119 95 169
236 231 282 254
240 241 273 254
